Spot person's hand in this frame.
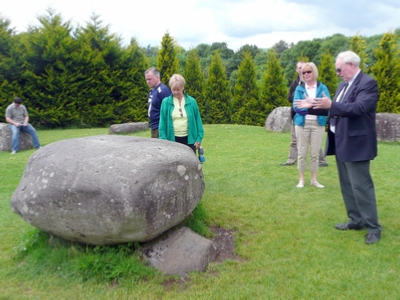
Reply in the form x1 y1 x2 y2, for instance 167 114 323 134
294 94 313 109
15 122 21 127
23 122 28 126
194 142 201 149
313 92 332 109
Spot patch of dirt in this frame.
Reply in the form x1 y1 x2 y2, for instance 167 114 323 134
209 226 238 262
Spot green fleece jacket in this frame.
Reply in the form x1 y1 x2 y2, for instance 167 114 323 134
159 93 204 144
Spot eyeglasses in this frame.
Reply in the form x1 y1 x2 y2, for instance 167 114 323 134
179 107 183 117
336 62 349 73
302 70 312 75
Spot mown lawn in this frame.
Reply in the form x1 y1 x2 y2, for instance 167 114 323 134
1 125 399 299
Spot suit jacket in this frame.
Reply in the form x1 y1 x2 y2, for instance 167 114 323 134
326 71 378 162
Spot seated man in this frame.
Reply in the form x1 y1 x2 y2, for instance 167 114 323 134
5 97 41 154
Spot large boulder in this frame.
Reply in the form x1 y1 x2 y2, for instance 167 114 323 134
10 135 205 245
109 122 148 134
265 107 291 133
0 122 33 151
375 113 400 142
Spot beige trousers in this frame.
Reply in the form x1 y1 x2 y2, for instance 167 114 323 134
287 120 327 164
295 119 325 172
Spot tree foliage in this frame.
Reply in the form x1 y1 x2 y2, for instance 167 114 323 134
372 32 400 113
0 16 22 110
157 31 179 84
349 32 368 73
318 49 338 97
204 51 231 124
231 51 260 125
1 10 400 129
259 50 288 115
184 49 205 116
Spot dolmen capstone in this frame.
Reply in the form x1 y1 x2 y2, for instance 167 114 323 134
10 135 205 245
0 122 33 151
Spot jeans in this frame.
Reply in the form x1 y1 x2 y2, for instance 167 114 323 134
10 123 40 152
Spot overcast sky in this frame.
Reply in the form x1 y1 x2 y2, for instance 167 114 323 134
2 0 400 51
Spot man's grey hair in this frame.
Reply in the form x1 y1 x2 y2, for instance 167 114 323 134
337 51 360 67
144 67 160 77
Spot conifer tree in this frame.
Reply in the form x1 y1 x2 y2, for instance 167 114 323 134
349 32 368 73
204 50 231 124
19 9 77 127
318 49 338 97
157 32 179 84
231 51 261 125
0 17 22 111
371 32 400 113
184 49 205 116
259 50 287 115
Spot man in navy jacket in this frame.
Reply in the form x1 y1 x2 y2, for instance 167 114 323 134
295 51 381 244
145 67 171 138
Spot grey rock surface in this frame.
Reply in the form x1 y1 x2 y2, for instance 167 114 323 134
109 122 148 134
141 227 218 276
376 113 400 142
265 107 291 133
0 122 33 151
10 135 205 245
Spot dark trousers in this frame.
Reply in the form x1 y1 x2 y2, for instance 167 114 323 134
336 157 381 234
151 128 159 138
175 136 196 153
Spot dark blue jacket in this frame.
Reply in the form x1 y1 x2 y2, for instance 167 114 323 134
327 71 378 162
148 83 171 130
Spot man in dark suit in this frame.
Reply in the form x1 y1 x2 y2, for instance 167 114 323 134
294 51 381 244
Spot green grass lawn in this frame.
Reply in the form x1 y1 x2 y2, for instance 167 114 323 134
1 125 399 299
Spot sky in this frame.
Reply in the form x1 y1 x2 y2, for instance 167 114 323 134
2 0 400 51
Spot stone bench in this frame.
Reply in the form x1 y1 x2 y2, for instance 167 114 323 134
0 122 33 152
109 122 148 134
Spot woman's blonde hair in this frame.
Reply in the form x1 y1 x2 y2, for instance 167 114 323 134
300 62 319 82
169 74 186 89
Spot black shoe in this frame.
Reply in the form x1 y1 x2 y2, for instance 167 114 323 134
319 162 328 167
279 162 295 166
365 233 381 244
334 221 365 231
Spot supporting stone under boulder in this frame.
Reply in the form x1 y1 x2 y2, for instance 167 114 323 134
140 227 218 276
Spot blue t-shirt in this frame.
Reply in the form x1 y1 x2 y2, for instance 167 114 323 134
148 83 171 130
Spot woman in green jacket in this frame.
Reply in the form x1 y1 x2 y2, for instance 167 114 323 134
159 74 204 153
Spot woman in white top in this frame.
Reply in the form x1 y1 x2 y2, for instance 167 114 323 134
292 62 331 188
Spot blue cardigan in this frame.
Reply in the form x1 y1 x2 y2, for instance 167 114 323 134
293 81 330 126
